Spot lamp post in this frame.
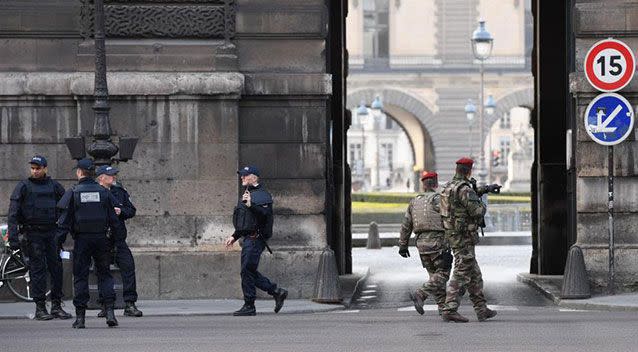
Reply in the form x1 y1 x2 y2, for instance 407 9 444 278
471 20 493 184
370 96 384 190
356 102 368 190
484 94 497 182
65 0 138 166
465 99 477 158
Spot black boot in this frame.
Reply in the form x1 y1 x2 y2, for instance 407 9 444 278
124 302 143 317
233 302 256 316
50 300 72 320
72 308 85 329
34 301 54 321
104 304 119 327
273 288 288 313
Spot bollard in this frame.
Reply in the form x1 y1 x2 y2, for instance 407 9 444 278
312 247 342 303
366 221 381 249
560 245 591 299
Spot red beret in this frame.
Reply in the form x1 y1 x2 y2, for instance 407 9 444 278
420 171 438 180
456 157 474 167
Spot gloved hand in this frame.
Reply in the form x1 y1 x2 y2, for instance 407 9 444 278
398 247 410 258
9 240 21 251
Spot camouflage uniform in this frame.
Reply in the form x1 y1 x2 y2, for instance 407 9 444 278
440 174 489 316
399 190 452 311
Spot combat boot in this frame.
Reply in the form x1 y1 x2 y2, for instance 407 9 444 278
124 302 143 317
476 307 497 322
50 300 72 320
441 311 469 323
34 301 54 321
273 288 288 313
104 304 119 327
410 290 425 315
233 303 256 316
72 308 85 329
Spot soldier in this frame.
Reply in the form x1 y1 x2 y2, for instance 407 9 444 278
95 165 143 317
224 166 288 316
398 171 452 316
55 158 124 329
439 157 497 323
7 155 72 320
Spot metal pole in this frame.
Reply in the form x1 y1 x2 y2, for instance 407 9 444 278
479 60 486 184
608 145 615 295
375 111 380 190
469 124 473 158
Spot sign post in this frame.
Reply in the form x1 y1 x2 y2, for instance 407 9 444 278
583 93 634 294
584 38 635 294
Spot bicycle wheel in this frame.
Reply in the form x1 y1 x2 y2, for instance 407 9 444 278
2 251 49 302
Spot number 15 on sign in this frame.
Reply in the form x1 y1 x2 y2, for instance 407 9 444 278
585 38 636 92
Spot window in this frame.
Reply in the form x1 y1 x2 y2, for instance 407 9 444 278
499 137 511 166
363 0 390 63
380 143 393 171
385 116 393 129
349 143 362 163
500 113 511 129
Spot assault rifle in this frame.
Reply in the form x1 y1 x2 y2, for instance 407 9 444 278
469 178 502 236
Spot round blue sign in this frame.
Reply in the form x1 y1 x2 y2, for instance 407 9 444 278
584 93 635 146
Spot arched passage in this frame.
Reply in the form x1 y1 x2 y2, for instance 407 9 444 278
347 88 437 172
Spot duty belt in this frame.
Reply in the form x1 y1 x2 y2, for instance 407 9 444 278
22 224 56 232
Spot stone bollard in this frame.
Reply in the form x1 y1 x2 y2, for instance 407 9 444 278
366 221 381 249
312 247 342 303
560 245 591 299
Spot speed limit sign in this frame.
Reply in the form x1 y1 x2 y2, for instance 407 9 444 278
584 38 636 92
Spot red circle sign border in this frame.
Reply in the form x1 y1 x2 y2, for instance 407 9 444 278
584 38 636 92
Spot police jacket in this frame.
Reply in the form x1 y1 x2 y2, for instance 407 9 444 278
110 182 136 240
232 184 273 240
55 177 123 244
7 176 65 242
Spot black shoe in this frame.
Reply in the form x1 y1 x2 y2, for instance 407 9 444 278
124 302 143 317
104 305 119 327
233 304 256 316
273 288 288 313
441 311 469 323
50 300 72 320
97 309 105 318
476 308 497 322
72 308 85 329
34 301 54 321
410 291 425 315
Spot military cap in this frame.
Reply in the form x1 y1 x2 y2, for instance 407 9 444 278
456 157 474 167
420 171 438 180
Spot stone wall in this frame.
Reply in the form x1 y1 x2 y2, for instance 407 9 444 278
571 0 638 292
0 0 334 299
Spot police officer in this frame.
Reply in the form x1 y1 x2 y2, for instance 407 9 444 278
95 165 143 317
55 158 123 328
224 166 288 316
439 157 496 323
398 171 452 316
7 155 72 320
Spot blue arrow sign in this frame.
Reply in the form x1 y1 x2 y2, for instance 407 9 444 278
584 93 635 146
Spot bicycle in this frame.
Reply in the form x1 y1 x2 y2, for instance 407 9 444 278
0 224 50 301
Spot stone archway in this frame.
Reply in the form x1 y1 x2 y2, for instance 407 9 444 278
483 87 535 139
347 88 437 172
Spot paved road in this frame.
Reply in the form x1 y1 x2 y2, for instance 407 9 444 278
2 245 638 352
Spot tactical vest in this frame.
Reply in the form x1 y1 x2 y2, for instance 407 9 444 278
411 192 444 233
232 203 257 236
21 179 57 226
72 182 109 234
440 178 477 232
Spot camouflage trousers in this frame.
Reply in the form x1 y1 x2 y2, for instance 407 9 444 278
442 245 487 313
414 235 452 310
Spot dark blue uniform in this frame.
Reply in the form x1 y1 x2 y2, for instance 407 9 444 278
7 177 66 303
231 184 277 304
109 183 138 303
55 177 123 309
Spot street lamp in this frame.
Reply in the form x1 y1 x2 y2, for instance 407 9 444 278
356 102 368 190
465 99 477 157
65 0 138 167
484 94 497 182
471 20 493 184
484 94 496 116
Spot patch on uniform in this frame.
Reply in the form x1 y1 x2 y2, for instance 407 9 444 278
80 192 100 203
